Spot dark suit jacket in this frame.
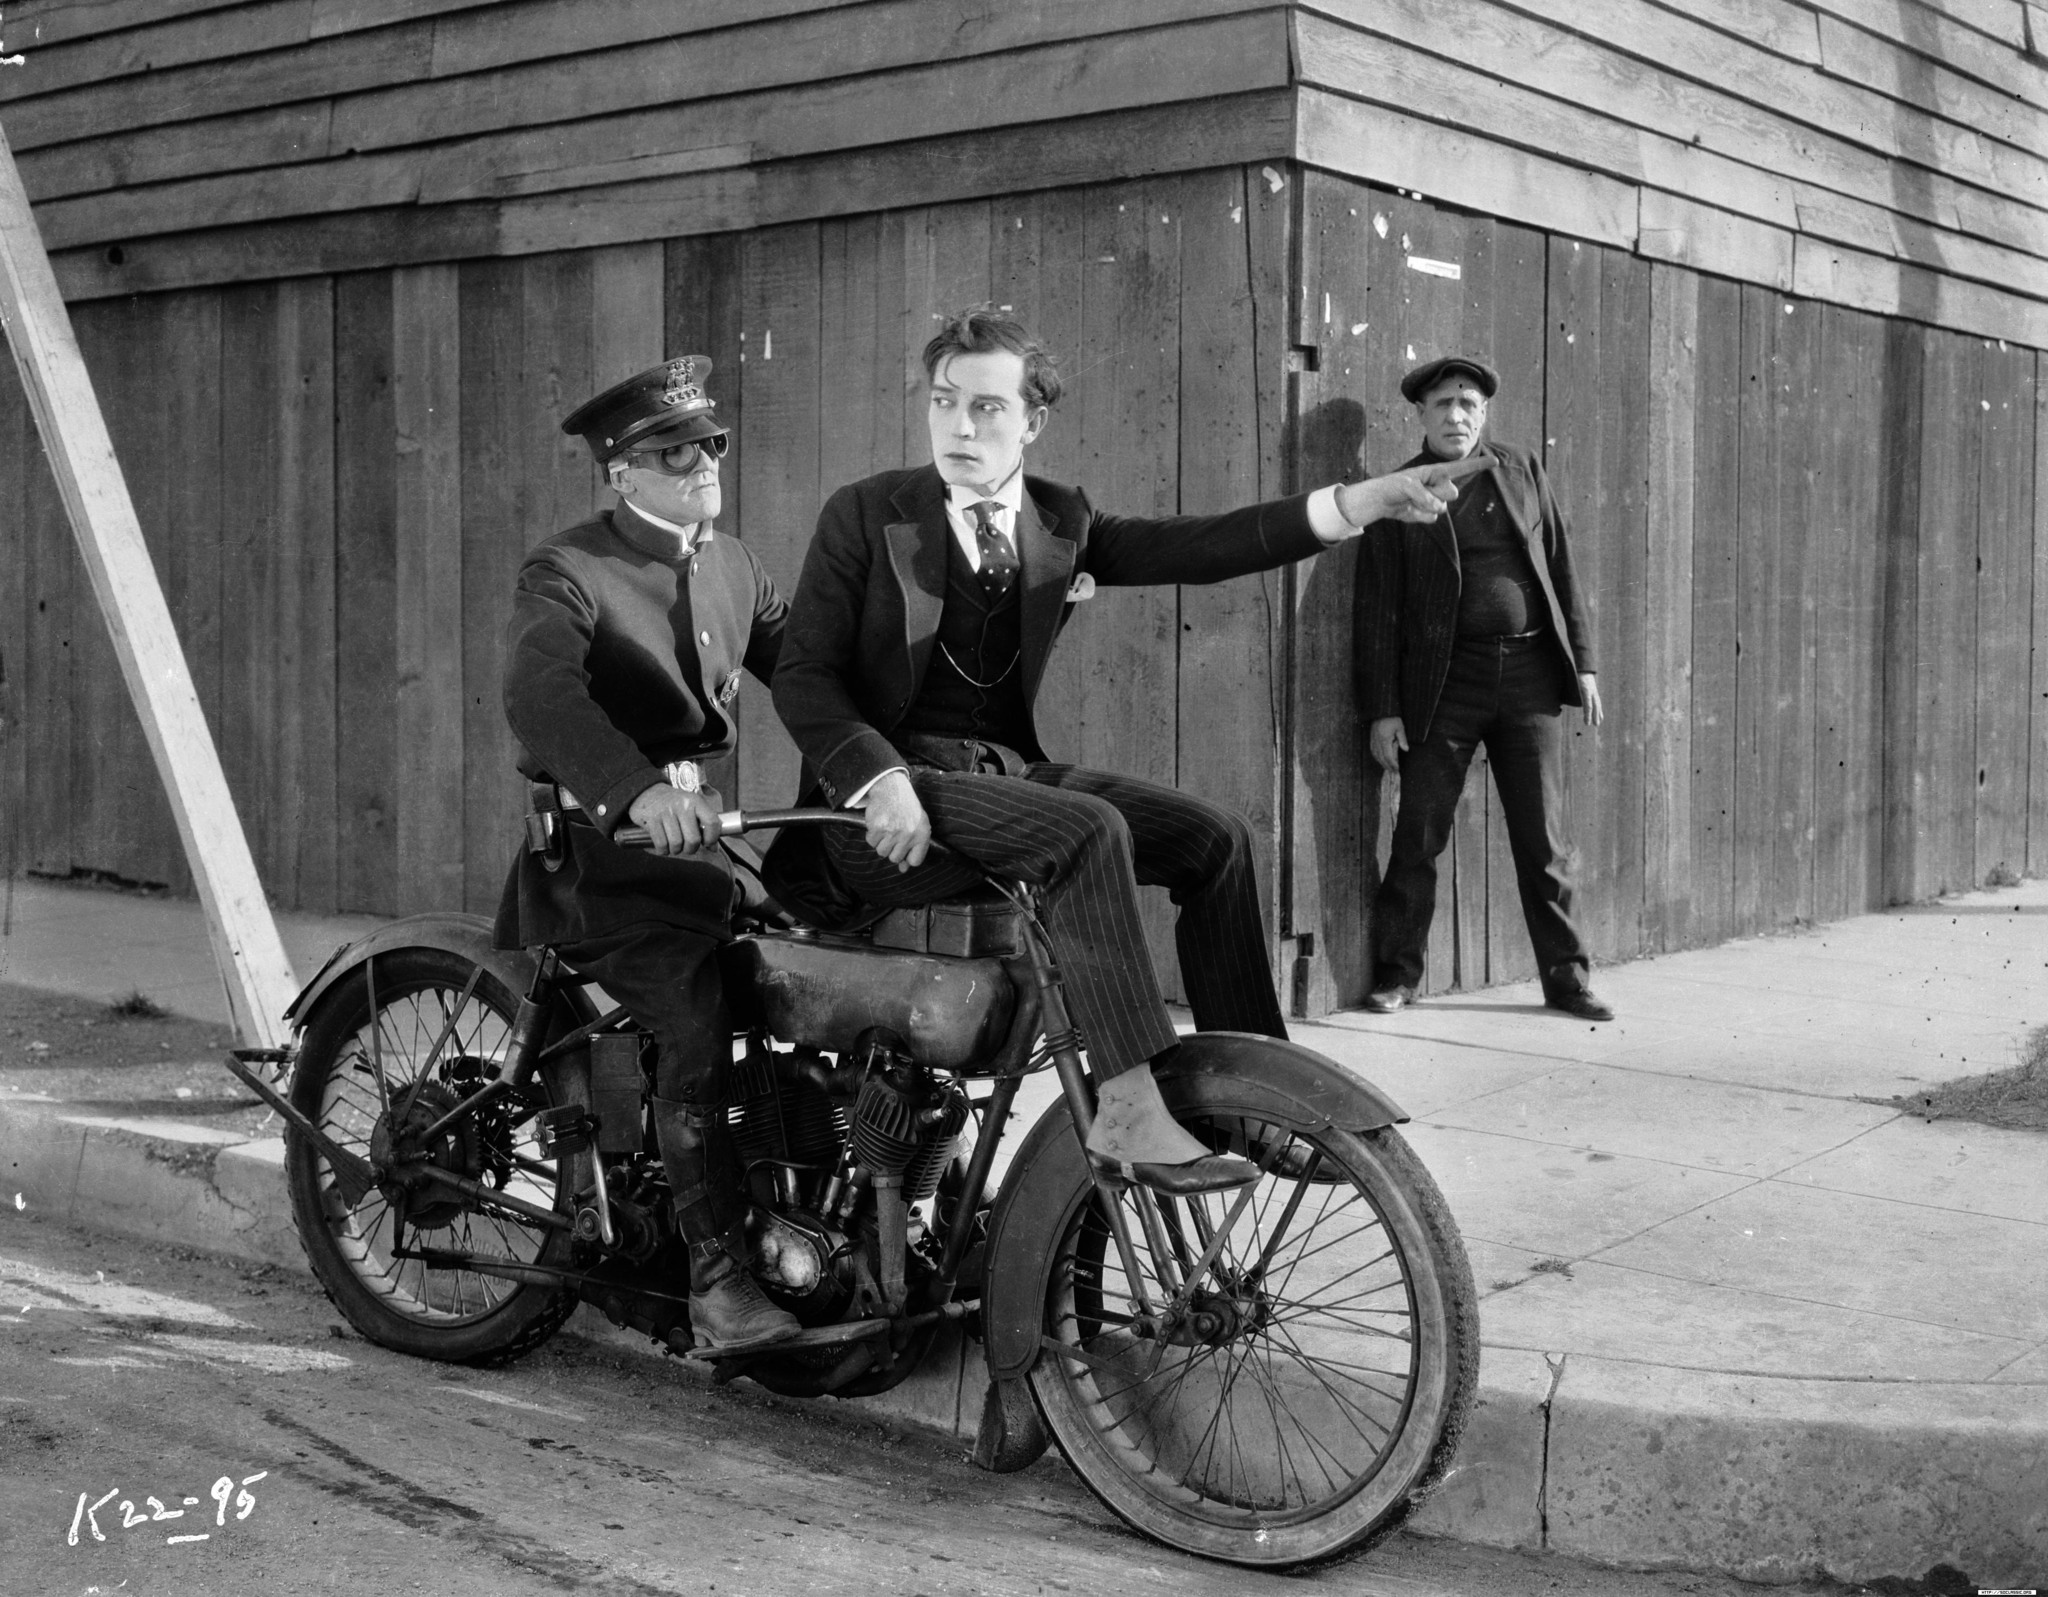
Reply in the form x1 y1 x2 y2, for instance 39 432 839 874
775 464 1321 806
764 464 1320 921
1353 441 1594 743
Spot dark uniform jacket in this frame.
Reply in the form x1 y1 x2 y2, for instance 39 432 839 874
493 506 786 948
1353 441 1594 743
764 463 1320 919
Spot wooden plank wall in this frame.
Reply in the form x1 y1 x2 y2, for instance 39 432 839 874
1298 0 2048 348
0 0 2041 358
1 173 1291 1016
3 161 2043 1011
1289 168 2046 1008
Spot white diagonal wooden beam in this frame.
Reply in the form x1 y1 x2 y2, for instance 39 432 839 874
0 120 295 1045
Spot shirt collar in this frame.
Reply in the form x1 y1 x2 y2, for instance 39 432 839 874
618 499 715 554
945 465 1026 523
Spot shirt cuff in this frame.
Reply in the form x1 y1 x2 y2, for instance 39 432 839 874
844 766 908 808
1306 484 1355 543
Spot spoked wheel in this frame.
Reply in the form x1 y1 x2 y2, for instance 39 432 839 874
285 948 577 1366
1029 1084 1478 1567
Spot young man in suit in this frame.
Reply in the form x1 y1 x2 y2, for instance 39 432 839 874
1353 355 1613 1021
769 308 1459 1193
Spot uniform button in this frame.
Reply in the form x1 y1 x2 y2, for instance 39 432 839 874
596 804 607 817
699 630 711 646
691 560 701 575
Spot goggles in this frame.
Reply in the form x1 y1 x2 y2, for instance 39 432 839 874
624 432 729 475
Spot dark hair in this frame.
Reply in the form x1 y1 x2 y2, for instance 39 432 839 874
921 307 1063 410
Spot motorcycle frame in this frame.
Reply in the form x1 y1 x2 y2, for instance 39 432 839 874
256 808 1293 1364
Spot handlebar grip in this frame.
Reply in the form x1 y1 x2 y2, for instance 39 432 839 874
613 806 864 849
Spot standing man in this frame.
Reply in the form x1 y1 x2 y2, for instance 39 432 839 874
1354 355 1612 1021
495 356 801 1352
769 308 1459 1193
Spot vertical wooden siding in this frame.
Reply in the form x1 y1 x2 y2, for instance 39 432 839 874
4 162 2042 1016
1290 170 2046 1009
2 172 1293 1011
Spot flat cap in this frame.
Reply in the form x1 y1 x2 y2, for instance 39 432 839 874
1399 355 1500 403
562 355 726 464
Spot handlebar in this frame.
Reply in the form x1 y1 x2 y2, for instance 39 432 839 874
612 806 864 849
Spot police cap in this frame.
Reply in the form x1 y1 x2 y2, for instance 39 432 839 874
562 355 726 464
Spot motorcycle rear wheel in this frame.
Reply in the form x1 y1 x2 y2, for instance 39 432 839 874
286 948 577 1366
1029 1089 1477 1567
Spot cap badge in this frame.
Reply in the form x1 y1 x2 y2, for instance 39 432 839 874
661 357 705 409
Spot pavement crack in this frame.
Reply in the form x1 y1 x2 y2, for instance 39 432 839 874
1537 1352 1565 1550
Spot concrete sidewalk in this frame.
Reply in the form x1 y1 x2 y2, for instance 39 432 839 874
2 872 2045 1586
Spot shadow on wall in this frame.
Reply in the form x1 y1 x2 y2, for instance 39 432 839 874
1292 396 1382 1010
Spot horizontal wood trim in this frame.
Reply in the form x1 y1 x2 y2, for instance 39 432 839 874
1306 1 2048 238
48 91 1297 299
1301 12 2048 301
1638 190 1797 288
3 23 437 150
1807 0 2034 70
28 15 1290 251
1294 87 1638 249
1817 11 2048 135
1794 234 2048 343
1793 180 2048 300
8 0 249 50
0 0 771 104
4 0 1274 160
1294 13 1799 228
1641 0 1821 62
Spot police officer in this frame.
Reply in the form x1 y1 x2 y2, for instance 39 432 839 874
494 356 799 1351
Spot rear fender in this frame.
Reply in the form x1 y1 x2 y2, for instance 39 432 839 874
285 913 594 1033
978 1032 1407 1381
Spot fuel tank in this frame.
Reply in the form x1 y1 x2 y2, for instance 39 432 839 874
721 932 1016 1071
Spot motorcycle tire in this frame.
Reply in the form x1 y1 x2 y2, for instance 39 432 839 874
1027 1081 1478 1568
286 947 578 1367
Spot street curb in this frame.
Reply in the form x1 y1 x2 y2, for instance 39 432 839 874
2 1097 2042 1586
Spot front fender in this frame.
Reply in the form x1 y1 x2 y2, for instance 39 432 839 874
979 1032 1407 1382
284 913 559 1031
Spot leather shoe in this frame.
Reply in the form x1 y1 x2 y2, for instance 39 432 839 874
1546 987 1614 1022
1364 986 1415 1014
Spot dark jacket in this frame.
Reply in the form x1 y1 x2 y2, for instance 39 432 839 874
1353 441 1594 742
493 506 786 947
765 464 1320 919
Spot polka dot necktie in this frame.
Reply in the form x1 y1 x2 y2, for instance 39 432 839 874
968 499 1018 599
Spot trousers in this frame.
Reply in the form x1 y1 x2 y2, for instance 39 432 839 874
827 763 1286 1077
1373 634 1590 994
555 922 730 1107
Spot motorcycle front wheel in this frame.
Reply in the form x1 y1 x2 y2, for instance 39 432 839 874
1028 1084 1478 1567
286 948 578 1366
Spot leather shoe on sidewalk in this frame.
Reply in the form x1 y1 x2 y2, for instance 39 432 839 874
1364 986 1415 1014
1546 986 1615 1022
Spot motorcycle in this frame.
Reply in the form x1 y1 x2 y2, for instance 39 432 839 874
223 808 1478 1568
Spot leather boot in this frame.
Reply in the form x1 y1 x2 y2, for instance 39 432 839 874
649 1096 799 1352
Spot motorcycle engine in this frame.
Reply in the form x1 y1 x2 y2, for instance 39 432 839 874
746 1208 852 1318
848 1040 969 1199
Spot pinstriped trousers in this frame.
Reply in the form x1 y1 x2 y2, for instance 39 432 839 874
826 764 1287 1079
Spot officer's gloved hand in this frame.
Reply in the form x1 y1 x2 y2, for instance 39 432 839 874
629 783 724 855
